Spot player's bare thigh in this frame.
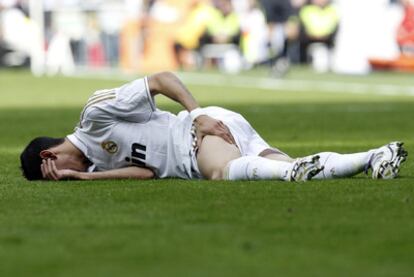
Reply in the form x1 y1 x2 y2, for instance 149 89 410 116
197 135 241 180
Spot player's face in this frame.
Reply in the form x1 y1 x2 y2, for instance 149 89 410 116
40 150 87 173
53 155 69 170
54 153 88 172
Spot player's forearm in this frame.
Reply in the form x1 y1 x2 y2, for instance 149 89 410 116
147 72 235 145
148 71 199 111
77 167 154 180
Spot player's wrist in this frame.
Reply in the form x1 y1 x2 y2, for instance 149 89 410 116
190 107 207 121
77 172 90 180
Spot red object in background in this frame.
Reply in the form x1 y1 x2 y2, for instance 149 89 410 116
88 43 105 67
370 3 414 72
369 55 414 72
397 3 414 46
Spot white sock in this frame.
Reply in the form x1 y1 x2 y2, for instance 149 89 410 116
225 156 292 181
312 151 374 179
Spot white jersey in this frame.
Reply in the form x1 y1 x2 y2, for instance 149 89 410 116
67 77 196 179
67 76 278 179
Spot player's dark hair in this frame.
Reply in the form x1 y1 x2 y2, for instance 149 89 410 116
20 137 65 180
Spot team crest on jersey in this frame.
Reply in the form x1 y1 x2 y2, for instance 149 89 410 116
101 141 118 154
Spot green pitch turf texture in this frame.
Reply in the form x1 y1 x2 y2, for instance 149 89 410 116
1 69 413 277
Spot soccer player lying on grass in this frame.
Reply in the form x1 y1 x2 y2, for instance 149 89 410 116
20 72 407 181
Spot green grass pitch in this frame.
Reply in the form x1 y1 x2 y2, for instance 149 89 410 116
0 69 413 277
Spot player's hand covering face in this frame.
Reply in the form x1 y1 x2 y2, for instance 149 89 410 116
40 159 80 181
194 115 235 147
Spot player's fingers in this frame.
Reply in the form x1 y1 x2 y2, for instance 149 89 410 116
46 159 52 176
50 160 60 181
47 159 58 181
196 131 203 148
221 127 235 144
216 127 235 145
51 160 61 180
40 161 46 179
219 121 230 133
213 129 230 145
44 159 52 180
227 131 236 145
223 133 235 145
227 132 235 145
218 122 235 144
42 159 52 180
218 120 226 128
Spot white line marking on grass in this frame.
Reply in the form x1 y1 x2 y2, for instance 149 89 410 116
72 70 414 97
177 72 414 96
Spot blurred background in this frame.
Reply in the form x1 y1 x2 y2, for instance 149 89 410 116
0 0 414 76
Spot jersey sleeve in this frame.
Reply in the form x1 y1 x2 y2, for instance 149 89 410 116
79 77 156 126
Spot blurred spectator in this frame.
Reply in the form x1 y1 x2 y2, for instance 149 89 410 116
231 0 249 14
97 1 125 67
298 0 339 71
259 0 293 75
0 0 34 67
174 0 241 71
140 0 184 72
85 12 105 68
119 0 145 72
174 0 214 69
50 2 88 66
397 0 414 56
201 0 240 46
198 0 242 71
239 0 268 66
264 0 308 74
283 0 306 64
149 0 180 23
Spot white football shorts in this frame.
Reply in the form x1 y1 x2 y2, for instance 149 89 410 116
188 107 288 178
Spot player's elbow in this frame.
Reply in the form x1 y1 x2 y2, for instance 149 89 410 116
148 71 177 93
143 169 155 179
132 168 155 180
154 71 176 80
